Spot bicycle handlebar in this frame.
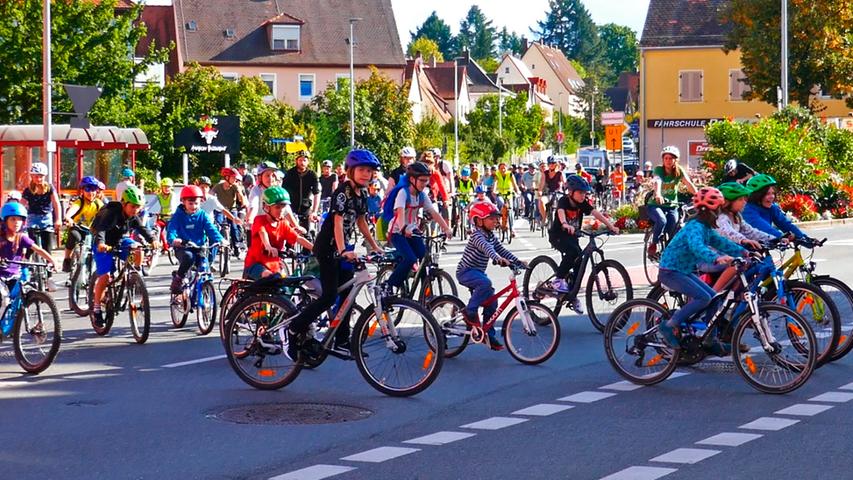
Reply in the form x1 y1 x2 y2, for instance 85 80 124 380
0 259 54 271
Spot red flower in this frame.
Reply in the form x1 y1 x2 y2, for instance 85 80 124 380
815 169 824 176
808 157 819 164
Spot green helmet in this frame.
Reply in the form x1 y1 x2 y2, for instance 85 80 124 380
263 186 290 206
717 182 753 201
122 185 145 206
746 174 777 192
160 177 174 187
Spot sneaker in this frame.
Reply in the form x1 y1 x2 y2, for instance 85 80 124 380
487 333 504 351
170 273 183 294
657 321 681 348
46 278 58 292
92 310 105 329
551 278 571 293
62 258 72 273
647 243 658 259
569 297 584 314
461 309 481 327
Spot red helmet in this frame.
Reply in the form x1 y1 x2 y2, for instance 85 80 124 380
221 167 238 178
180 185 204 200
693 187 725 211
469 202 500 221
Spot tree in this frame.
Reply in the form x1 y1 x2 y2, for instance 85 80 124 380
407 37 444 63
478 57 500 75
598 24 639 84
0 0 170 125
456 5 496 61
723 0 853 110
413 114 445 154
410 11 456 60
534 0 602 68
497 27 526 56
462 92 545 163
574 78 610 147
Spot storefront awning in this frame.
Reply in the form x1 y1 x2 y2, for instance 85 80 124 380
0 125 149 150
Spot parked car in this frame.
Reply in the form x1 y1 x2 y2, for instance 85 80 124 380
575 147 610 176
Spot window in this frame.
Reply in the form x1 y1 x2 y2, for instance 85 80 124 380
259 73 276 99
729 69 750 101
299 74 315 101
334 73 350 91
504 67 510 74
679 70 703 102
221 72 239 82
185 21 197 31
271 25 300 50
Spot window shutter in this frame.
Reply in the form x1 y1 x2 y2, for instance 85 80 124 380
679 72 684 99
696 72 703 100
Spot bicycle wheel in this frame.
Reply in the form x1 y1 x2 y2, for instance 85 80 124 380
642 230 660 286
503 300 560 364
604 298 679 385
419 270 458 304
13 291 61 374
522 255 560 312
428 295 470 358
219 246 231 277
127 273 150 344
88 272 114 336
69 257 92 316
778 280 839 367
646 284 686 312
814 276 853 361
196 281 217 335
586 259 633 333
351 298 444 397
731 303 816 394
219 283 243 343
507 206 514 244
166 247 176 265
224 295 302 390
170 290 189 328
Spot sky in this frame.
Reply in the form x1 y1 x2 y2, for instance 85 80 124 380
391 0 651 47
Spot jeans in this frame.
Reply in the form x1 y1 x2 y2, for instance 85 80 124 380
457 268 496 323
550 234 582 280
289 256 353 346
648 206 679 244
659 269 715 328
175 247 200 277
27 213 54 251
388 234 426 289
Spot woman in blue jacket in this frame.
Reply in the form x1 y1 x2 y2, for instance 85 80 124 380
741 174 805 239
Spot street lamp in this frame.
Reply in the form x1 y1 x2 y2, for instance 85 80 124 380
43 0 54 176
558 92 563 154
453 56 464 169
590 87 597 149
348 17 362 148
781 0 789 109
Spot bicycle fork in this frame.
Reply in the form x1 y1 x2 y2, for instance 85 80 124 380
515 297 538 336
369 283 405 353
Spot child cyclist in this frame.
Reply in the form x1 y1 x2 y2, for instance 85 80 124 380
742 174 807 240
90 186 158 327
0 202 57 288
457 202 527 351
656 187 747 350
547 175 619 309
166 185 224 293
285 149 384 360
243 186 313 280
62 176 105 272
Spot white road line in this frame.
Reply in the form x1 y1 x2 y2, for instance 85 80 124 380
838 381 853 391
696 432 763 447
649 448 721 464
558 391 617 403
269 465 356 480
460 416 528 430
600 380 644 392
403 431 475 445
774 403 834 416
808 391 853 403
511 403 574 416
340 446 419 463
161 354 226 368
667 372 691 379
599 466 677 480
739 417 800 431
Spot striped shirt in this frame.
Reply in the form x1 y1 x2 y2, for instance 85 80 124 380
457 229 519 275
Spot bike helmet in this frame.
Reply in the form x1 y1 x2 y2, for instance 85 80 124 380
574 163 583 171
263 186 291 206
644 161 653 169
565 174 592 192
322 159 334 168
546 156 556 164
97 181 106 190
469 202 500 221
160 177 174 187
406 162 431 178
6 190 22 201
431 147 442 158
197 176 212 186
400 146 416 158
272 169 285 181
693 187 725 210
724 159 739 174
121 185 146 206
257 160 278 173
121 167 135 178
344 149 381 170
1 202 27 220
661 146 680 159
461 167 471 177
30 162 48 176
717 182 752 201
79 176 101 190
475 185 485 194
180 185 204 200
220 167 238 178
746 173 777 192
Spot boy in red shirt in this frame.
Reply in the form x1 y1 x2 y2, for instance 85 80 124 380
244 186 313 280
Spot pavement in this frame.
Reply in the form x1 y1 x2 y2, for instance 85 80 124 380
2 220 853 480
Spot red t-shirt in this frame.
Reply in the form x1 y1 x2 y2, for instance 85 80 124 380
244 214 298 272
429 171 448 202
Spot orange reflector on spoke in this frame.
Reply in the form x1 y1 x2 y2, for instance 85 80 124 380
258 369 276 377
425 286 432 297
422 351 434 369
788 323 804 337
840 335 848 345
626 322 639 335
745 356 757 374
368 321 379 337
647 354 662 367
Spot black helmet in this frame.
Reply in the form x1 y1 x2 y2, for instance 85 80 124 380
406 162 431 178
546 156 556 164
565 174 591 192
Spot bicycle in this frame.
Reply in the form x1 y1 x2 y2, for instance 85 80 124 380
642 202 693 286
67 224 94 316
523 230 632 332
87 243 152 343
450 194 471 242
496 193 515 244
375 233 457 304
605 258 817 394
148 215 175 269
222 252 444 397
0 260 61 374
429 262 560 363
170 243 219 335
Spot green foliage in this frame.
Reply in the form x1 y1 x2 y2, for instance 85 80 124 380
461 92 544 163
497 27 526 56
407 37 444 64
456 5 496 61
410 11 456 60
413 115 444 154
611 203 639 220
534 0 602 69
544 113 588 153
597 24 639 84
478 57 500 75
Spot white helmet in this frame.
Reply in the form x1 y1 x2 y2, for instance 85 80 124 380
6 190 22 201
661 146 680 159
724 158 738 174
431 147 442 158
644 161 653 168
30 162 48 176
322 159 333 168
400 146 416 158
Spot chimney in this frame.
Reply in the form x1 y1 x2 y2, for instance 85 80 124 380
414 50 423 66
521 37 529 53
432 55 436 68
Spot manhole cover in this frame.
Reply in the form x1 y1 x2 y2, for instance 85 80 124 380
209 402 373 425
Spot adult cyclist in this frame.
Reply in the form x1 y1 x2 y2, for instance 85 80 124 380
645 146 697 258
537 157 563 224
282 151 320 233
494 162 519 236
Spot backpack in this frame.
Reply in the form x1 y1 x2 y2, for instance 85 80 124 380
376 174 425 242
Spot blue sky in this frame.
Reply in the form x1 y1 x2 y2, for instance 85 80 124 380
391 0 651 46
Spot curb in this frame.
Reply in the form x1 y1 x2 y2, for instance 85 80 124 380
795 218 851 230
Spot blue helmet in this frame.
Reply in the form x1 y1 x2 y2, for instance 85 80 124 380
80 176 101 189
121 168 134 178
1 202 27 220
565 174 591 192
344 149 381 170
461 167 471 177
475 185 485 194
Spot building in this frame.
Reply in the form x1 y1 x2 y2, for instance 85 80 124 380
640 0 851 169
496 54 555 121
520 41 585 118
403 57 453 124
422 62 471 124
140 0 405 107
457 52 512 108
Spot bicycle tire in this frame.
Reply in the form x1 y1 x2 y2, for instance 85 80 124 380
13 291 62 374
428 294 470 358
69 255 92 317
351 297 444 397
813 276 853 361
88 271 114 336
170 291 189 328
731 303 816 394
642 229 660 286
196 281 217 335
771 280 840 367
506 207 514 245
419 269 458 304
502 300 560 365
522 255 560 311
127 272 150 344
219 282 243 343
586 259 633 333
603 298 679 385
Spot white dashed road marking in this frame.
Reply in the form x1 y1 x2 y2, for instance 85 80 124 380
808 391 853 403
696 432 763 447
460 416 529 430
161 354 226 368
558 391 617 403
739 417 800 431
838 381 853 391
511 403 574 416
599 466 678 480
268 464 356 480
403 431 475 446
650 448 721 464
774 403 834 416
600 380 644 392
341 446 419 463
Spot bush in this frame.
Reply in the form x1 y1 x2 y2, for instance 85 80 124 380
611 203 639 221
779 193 819 221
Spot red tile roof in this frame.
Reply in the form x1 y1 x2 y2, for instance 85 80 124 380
425 63 467 100
640 0 731 48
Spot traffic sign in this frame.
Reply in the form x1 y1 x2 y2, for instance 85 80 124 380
601 111 625 126
556 131 565 144
605 124 627 151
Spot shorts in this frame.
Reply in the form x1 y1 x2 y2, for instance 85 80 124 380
94 251 115 276
244 262 270 280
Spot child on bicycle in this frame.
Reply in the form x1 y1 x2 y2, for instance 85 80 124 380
243 186 313 281
657 187 746 349
166 185 224 293
548 175 619 306
366 180 382 222
457 202 527 351
0 202 57 286
285 150 384 360
741 174 807 240
90 186 157 327
62 176 105 272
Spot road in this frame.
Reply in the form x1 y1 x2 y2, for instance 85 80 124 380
2 221 853 480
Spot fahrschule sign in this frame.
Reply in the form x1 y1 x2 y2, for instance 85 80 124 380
174 115 240 154
647 118 723 129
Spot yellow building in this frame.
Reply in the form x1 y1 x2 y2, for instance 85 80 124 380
640 0 851 169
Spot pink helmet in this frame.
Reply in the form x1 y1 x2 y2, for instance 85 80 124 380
693 187 725 211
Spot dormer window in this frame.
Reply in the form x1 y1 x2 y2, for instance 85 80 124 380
271 25 300 51
186 20 197 32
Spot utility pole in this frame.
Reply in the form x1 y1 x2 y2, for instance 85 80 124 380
348 18 361 148
43 0 54 181
780 0 789 108
454 57 459 168
590 89 596 148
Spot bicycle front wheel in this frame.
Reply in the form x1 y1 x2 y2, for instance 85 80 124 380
604 298 679 385
586 259 633 333
88 272 114 336
419 270 458 304
642 230 660 286
219 283 242 343
13 292 62 374
522 255 560 312
814 276 853 361
352 298 444 397
196 281 217 335
69 258 92 317
503 301 560 365
127 273 150 344
782 280 839 367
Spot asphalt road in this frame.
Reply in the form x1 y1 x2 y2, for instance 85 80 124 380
2 220 853 480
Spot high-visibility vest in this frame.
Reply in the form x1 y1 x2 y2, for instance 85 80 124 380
495 171 513 195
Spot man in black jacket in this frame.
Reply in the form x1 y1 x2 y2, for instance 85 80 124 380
282 151 320 232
